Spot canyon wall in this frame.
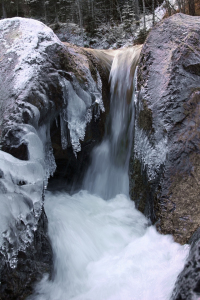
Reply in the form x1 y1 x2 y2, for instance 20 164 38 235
130 13 200 245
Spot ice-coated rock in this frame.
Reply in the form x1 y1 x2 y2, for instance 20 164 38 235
0 17 109 299
129 13 200 244
128 14 200 298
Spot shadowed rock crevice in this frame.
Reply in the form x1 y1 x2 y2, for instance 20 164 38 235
49 109 106 190
2 143 28 161
183 63 200 76
138 100 155 134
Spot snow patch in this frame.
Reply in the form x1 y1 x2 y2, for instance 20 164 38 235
0 17 61 94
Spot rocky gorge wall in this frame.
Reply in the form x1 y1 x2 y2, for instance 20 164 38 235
129 13 200 299
130 13 200 245
1 12 200 300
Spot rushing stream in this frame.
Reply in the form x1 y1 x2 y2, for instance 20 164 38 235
29 47 189 300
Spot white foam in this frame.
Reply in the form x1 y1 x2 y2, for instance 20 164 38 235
29 191 189 300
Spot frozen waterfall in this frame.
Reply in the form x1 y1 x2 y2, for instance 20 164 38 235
29 47 189 300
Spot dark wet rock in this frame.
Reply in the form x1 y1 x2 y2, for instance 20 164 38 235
171 228 200 300
0 210 52 300
129 13 200 244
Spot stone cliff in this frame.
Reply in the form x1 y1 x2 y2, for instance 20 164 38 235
130 13 200 245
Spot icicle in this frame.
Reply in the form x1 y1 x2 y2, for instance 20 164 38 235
59 69 104 156
43 124 57 188
60 112 68 150
44 142 56 180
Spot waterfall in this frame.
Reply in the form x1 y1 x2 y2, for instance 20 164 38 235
83 46 141 199
29 47 189 300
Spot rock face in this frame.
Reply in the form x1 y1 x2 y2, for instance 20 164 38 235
0 17 110 298
171 228 200 300
0 210 52 300
129 13 200 245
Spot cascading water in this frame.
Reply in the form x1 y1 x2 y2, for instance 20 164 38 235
29 47 189 300
83 47 141 199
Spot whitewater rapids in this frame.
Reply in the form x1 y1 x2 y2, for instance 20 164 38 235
29 190 189 300
29 46 189 300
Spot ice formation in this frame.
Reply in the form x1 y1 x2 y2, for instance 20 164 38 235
60 77 91 154
134 88 168 181
59 67 104 155
134 126 168 181
0 17 104 267
0 150 44 268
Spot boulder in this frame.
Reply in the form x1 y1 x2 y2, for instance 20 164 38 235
171 227 200 300
129 13 200 245
0 17 110 298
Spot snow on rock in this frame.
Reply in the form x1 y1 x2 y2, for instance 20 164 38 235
1 18 59 92
0 17 105 270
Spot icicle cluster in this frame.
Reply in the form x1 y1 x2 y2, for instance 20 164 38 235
59 68 104 156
